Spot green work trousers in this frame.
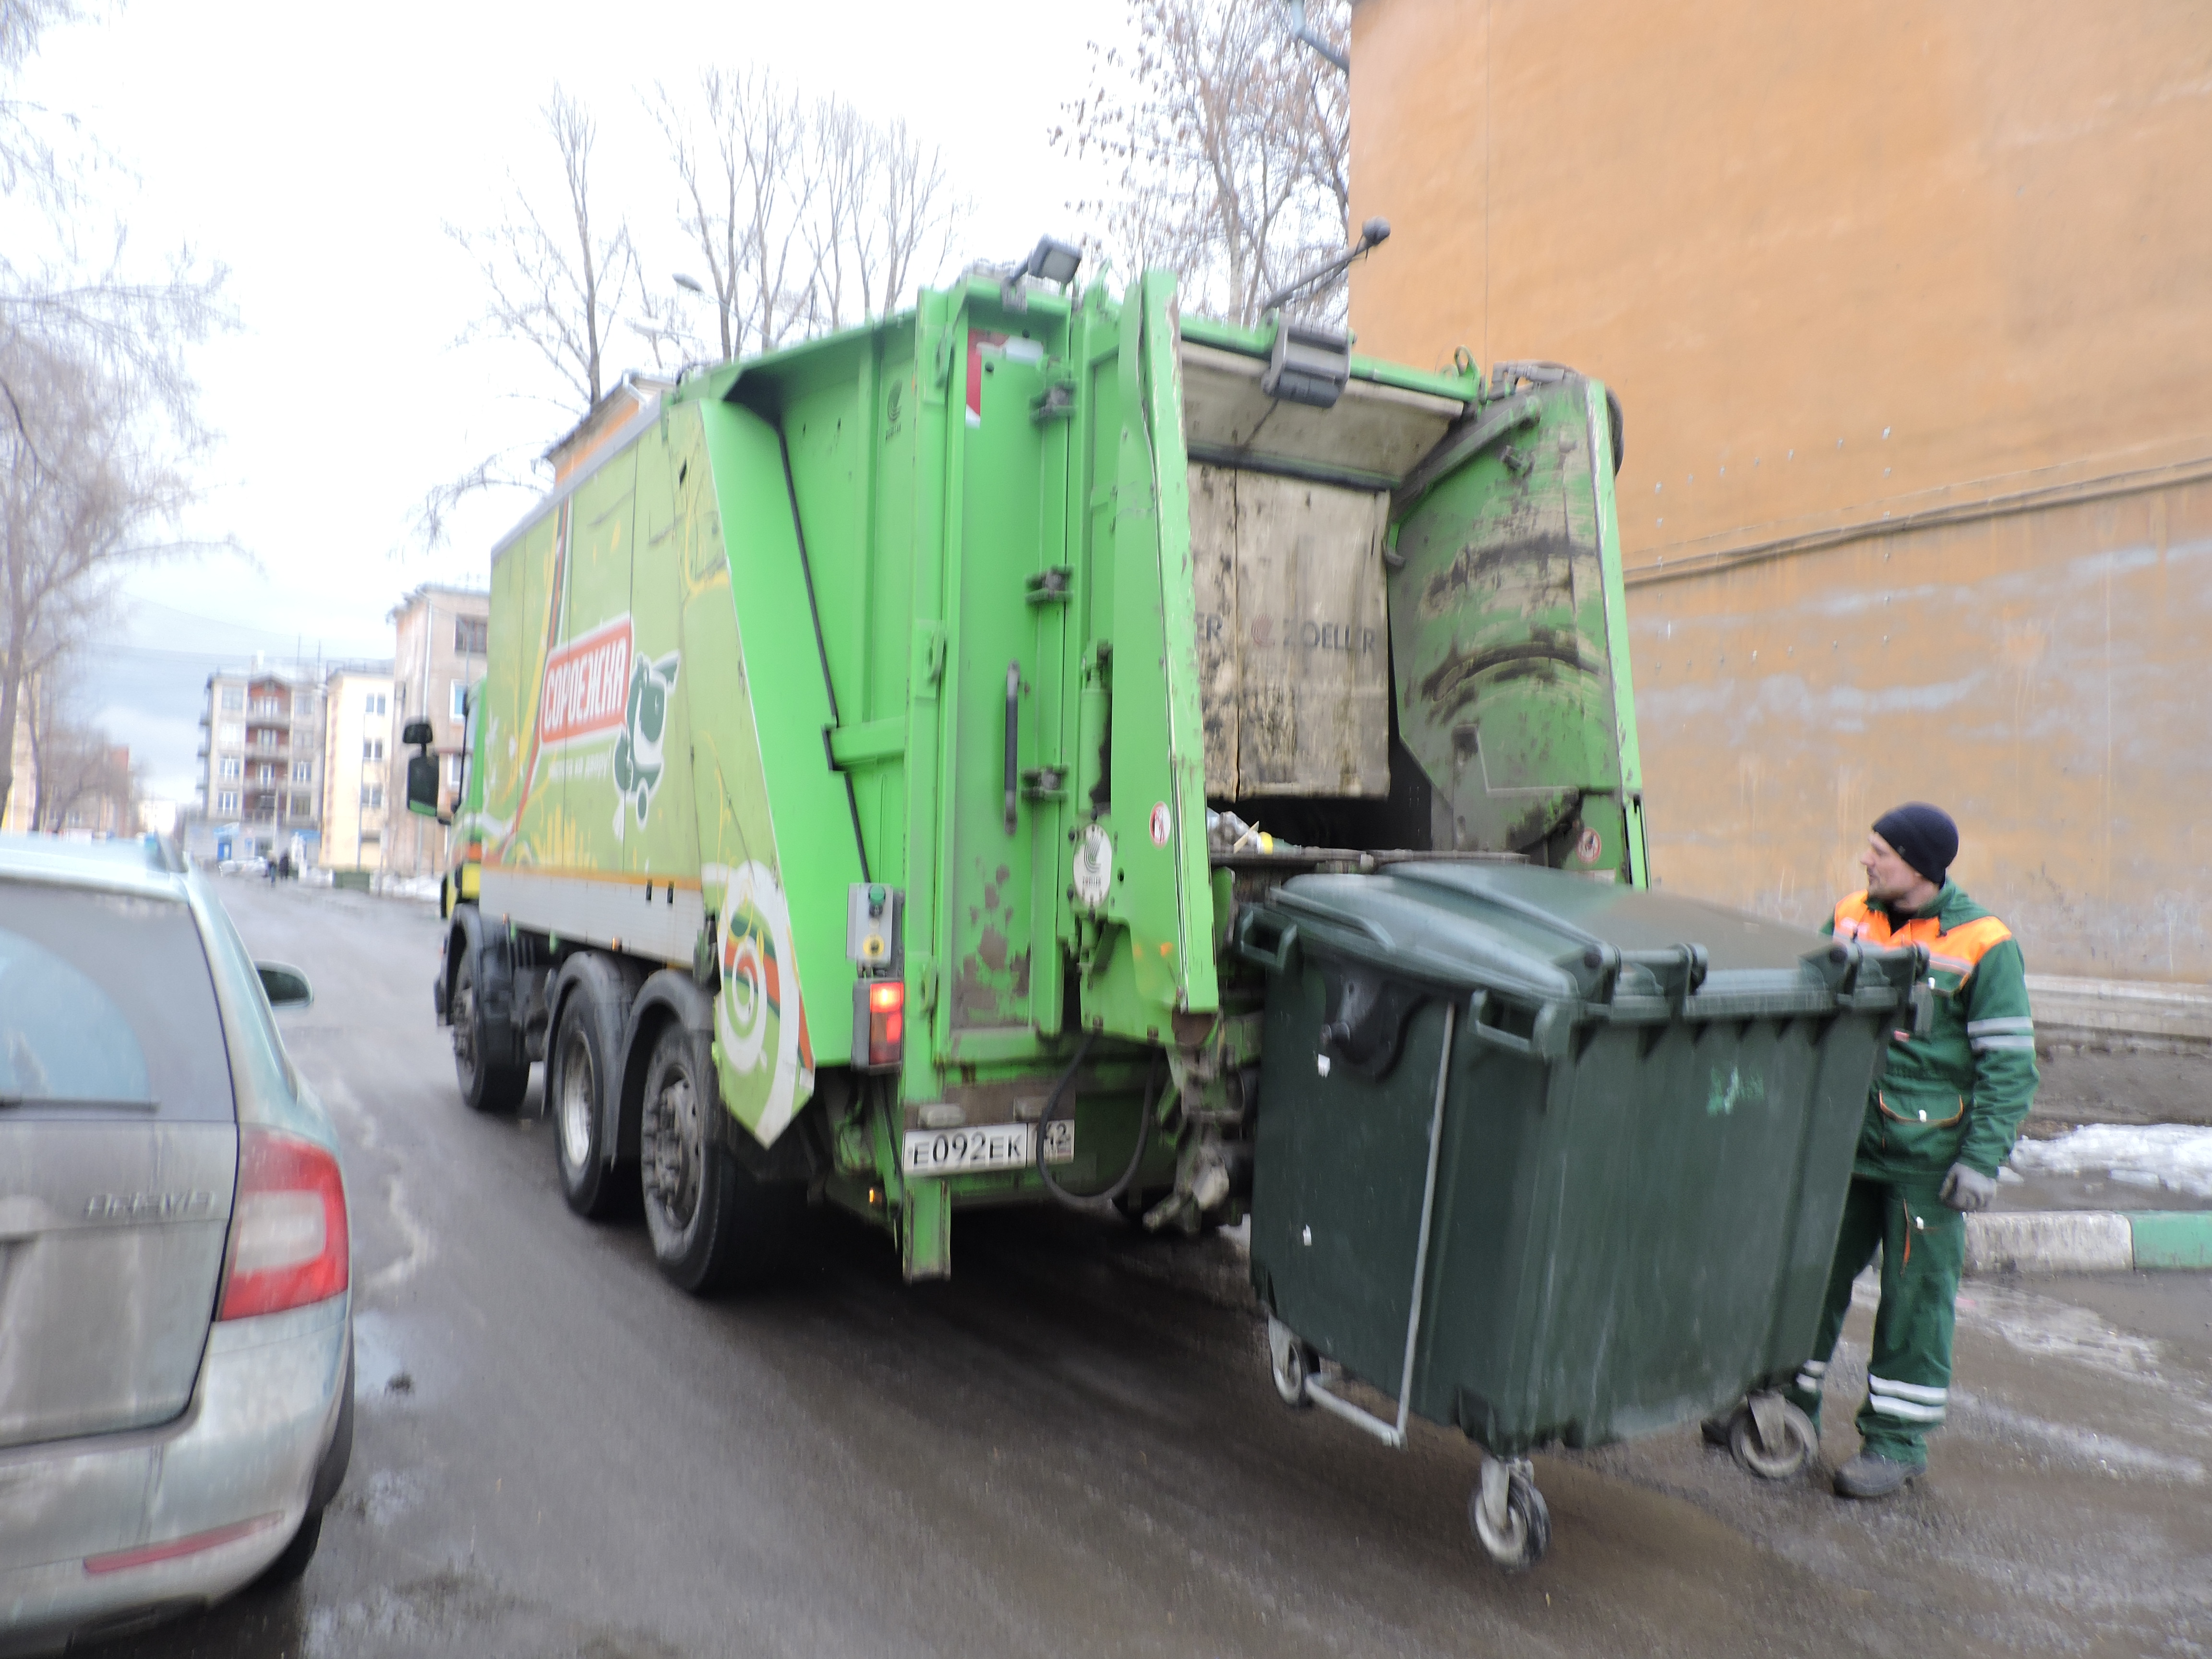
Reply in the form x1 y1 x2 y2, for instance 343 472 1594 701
1784 1175 1964 1464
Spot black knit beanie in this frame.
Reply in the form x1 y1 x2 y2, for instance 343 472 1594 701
1873 803 1958 885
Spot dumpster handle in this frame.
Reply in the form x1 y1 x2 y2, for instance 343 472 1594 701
1003 662 1021 835
1301 999 1456 1451
1232 908 1300 975
1463 988 1546 1057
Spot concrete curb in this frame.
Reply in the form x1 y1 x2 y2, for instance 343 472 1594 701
1966 1210 2212 1274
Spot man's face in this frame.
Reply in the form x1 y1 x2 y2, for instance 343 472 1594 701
1862 832 1929 903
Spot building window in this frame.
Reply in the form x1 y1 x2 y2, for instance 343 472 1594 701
447 755 465 790
362 737 385 761
257 763 279 785
256 730 280 750
449 681 468 720
367 692 387 715
219 723 243 747
251 696 282 718
361 783 385 808
217 791 239 813
220 686 243 711
293 761 313 782
219 757 241 781
292 793 314 818
455 616 488 655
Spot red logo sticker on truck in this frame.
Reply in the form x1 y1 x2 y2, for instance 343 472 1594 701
539 617 633 747
1150 802 1170 847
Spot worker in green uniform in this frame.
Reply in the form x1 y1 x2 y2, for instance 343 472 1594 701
1793 803 2039 1497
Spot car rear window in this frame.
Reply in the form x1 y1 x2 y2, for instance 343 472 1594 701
0 882 234 1121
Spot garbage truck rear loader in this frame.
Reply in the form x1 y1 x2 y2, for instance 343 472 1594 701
420 261 1922 1570
431 263 1647 1288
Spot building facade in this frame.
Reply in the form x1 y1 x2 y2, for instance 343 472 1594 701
318 664 396 871
382 585 490 879
196 666 325 860
1345 0 2212 978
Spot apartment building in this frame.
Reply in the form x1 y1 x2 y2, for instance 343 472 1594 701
383 584 490 878
318 663 396 871
196 665 325 859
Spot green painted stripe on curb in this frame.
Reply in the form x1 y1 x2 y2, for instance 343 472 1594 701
2128 1212 2212 1271
1965 1211 2212 1274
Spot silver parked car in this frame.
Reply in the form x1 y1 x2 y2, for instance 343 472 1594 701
0 833 352 1652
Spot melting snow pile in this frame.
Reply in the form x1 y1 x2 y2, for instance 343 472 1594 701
2010 1124 2212 1200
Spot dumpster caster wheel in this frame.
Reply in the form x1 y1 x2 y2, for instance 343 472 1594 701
1730 1392 1818 1480
1267 1315 1314 1409
1469 1456 1550 1571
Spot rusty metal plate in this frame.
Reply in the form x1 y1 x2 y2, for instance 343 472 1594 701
1190 465 1391 798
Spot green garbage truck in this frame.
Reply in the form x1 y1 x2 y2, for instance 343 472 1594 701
422 253 1649 1295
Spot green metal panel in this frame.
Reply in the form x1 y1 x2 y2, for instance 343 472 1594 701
696 400 868 1093
1386 374 1645 881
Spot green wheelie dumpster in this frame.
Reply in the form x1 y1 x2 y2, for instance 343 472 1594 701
1235 862 1922 1568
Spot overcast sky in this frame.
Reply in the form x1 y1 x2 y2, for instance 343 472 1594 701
21 0 1122 800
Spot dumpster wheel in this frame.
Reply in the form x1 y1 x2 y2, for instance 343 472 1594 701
1468 1457 1550 1571
1729 1392 1819 1481
1266 1315 1315 1409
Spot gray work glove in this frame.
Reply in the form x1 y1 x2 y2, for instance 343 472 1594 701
1939 1162 1997 1213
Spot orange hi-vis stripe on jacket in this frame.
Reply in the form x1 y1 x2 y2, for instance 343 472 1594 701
1824 882 2039 1180
1832 896 2012 989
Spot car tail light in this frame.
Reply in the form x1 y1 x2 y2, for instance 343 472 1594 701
854 979 904 1072
217 1129 349 1321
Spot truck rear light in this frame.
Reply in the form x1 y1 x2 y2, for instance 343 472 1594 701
854 979 904 1072
217 1129 349 1321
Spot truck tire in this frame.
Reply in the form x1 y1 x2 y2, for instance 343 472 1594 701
453 947 528 1115
637 1024 795 1294
551 984 626 1218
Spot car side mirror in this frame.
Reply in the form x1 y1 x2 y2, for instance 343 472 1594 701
257 962 313 1008
406 753 441 818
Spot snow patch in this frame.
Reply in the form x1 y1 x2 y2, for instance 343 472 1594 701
2010 1123 2212 1200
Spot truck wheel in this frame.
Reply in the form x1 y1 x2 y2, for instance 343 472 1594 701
551 990 624 1218
453 951 527 1115
638 1025 794 1293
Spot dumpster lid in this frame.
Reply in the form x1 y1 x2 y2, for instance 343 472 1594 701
1267 862 1906 1016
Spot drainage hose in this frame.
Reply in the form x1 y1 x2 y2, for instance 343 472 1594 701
1034 1030 1161 1217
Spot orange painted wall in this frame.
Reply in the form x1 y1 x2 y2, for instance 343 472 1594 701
1347 0 2212 977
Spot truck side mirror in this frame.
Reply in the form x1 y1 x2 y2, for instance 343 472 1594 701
407 753 442 817
401 720 435 747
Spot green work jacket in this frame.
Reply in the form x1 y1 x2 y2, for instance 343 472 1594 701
1824 881 2039 1182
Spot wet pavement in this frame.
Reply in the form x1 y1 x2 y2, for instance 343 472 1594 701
91 878 2212 1657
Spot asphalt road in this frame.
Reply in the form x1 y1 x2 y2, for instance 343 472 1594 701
96 878 2212 1658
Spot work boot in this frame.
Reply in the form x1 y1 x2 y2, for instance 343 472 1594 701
1833 1450 1923 1499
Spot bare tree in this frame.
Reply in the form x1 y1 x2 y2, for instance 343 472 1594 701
448 85 637 414
0 2 231 483
868 117 962 320
1054 0 1350 325
0 328 190 825
26 672 133 832
650 68 816 361
421 85 640 548
651 72 964 359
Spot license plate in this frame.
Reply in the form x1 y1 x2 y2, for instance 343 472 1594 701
902 1120 1074 1177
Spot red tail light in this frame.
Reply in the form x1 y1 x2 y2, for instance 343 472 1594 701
217 1129 349 1321
854 979 904 1071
